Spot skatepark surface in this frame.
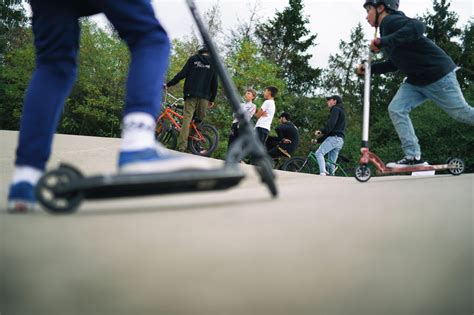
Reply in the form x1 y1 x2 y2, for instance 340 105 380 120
0 130 472 315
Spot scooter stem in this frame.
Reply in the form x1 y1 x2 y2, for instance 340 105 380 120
362 50 372 148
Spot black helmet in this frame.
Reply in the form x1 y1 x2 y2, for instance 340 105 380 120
363 0 399 11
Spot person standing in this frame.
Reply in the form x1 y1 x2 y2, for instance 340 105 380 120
166 46 218 152
254 86 278 144
227 88 257 150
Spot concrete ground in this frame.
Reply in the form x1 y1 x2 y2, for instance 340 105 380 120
0 130 472 315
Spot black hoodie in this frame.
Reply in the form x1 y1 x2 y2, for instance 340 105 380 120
372 11 456 86
167 54 218 101
321 103 346 139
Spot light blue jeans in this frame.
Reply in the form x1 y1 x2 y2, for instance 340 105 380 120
315 136 344 175
388 70 474 158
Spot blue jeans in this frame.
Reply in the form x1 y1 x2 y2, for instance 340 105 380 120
315 136 344 175
388 70 474 158
16 0 170 170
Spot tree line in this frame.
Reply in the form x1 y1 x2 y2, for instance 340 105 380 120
1 0 473 172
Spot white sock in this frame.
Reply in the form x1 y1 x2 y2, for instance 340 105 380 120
12 166 43 185
121 112 157 152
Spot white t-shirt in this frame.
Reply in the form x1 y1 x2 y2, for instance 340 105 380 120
255 99 275 130
232 102 257 123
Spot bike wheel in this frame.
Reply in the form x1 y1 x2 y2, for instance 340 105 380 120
189 123 219 156
282 157 312 174
157 126 178 150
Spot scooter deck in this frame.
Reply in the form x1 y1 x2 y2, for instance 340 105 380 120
36 164 247 213
58 167 246 200
380 163 450 174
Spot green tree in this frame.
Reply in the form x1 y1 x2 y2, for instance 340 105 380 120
0 25 34 130
419 0 471 87
255 0 320 95
321 23 366 116
458 20 474 87
0 0 28 59
59 20 129 137
420 0 462 61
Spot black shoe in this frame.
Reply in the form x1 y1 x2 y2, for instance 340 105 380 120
387 156 427 168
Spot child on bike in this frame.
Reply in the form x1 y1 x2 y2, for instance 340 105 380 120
254 86 278 144
357 0 474 168
7 0 212 213
314 95 346 176
227 88 257 150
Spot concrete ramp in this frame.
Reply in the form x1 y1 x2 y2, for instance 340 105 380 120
1 130 472 315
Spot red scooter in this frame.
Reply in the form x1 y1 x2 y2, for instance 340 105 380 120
354 48 465 182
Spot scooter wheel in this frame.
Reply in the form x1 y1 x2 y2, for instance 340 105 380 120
255 156 278 197
354 165 371 182
36 166 84 214
446 157 464 176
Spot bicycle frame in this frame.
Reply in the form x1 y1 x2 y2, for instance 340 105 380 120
156 94 205 141
298 151 347 176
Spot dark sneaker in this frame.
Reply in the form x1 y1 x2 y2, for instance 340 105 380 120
387 156 427 168
7 181 36 213
118 145 213 173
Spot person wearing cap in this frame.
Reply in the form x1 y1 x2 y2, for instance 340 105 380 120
166 46 218 152
357 0 474 168
265 112 299 159
314 95 346 176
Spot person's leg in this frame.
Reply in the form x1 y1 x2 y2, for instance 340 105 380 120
195 98 208 122
98 0 170 162
315 137 337 175
265 136 279 151
98 1 211 173
326 137 344 175
228 122 239 150
422 70 474 125
9 1 80 212
388 82 427 159
255 127 269 145
177 97 197 152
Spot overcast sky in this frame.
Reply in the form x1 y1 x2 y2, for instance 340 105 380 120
94 0 473 68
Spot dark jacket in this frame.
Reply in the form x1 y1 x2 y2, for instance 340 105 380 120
167 54 218 101
321 104 346 139
372 11 456 86
275 121 299 154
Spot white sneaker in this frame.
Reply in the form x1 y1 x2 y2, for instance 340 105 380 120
118 146 214 174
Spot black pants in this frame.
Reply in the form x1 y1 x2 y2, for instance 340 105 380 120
255 127 269 145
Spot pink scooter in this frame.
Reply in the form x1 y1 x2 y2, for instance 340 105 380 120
354 49 465 182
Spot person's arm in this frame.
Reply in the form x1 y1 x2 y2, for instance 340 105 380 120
255 102 268 119
248 104 257 117
379 18 425 49
371 59 398 75
167 57 193 87
275 124 284 140
321 108 341 135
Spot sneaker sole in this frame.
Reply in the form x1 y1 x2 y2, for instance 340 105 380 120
7 200 36 213
119 156 215 174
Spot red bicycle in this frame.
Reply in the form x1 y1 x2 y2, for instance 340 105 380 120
155 92 219 156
